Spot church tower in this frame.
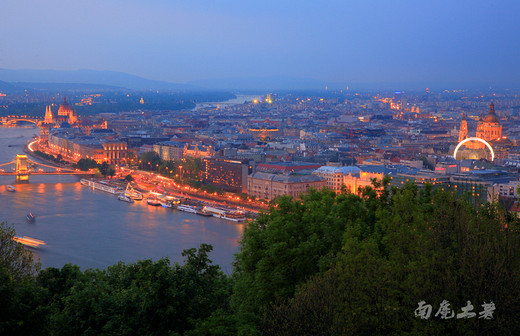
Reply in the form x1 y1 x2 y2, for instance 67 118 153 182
458 114 468 142
44 105 54 124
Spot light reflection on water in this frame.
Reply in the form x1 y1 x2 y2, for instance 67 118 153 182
0 127 244 272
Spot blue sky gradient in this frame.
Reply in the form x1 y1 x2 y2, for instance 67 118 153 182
1 0 519 88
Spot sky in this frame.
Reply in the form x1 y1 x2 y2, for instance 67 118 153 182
1 0 519 89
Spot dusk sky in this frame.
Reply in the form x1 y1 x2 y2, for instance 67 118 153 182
1 0 519 89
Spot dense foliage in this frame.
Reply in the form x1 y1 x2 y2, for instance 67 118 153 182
33 150 66 165
2 181 520 335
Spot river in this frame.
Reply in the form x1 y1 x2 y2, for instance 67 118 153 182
0 126 244 273
193 94 261 110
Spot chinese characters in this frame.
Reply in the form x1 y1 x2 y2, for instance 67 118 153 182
415 300 495 320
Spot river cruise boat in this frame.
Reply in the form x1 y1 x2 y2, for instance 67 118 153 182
6 185 16 192
177 204 198 214
26 212 36 222
202 206 247 222
223 209 247 222
118 194 134 203
12 236 46 248
124 183 143 200
80 179 124 195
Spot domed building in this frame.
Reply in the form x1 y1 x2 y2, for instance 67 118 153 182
56 97 78 125
40 97 80 138
42 97 78 127
456 102 511 160
476 102 502 142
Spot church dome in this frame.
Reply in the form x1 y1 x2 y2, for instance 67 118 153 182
58 97 73 116
482 102 500 123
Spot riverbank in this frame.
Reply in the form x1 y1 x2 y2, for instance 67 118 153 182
123 169 268 213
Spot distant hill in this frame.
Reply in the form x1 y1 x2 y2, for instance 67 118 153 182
0 80 16 91
0 69 194 91
188 76 334 91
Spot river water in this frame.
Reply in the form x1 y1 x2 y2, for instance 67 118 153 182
0 127 244 273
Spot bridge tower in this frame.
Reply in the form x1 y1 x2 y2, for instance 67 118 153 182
16 154 29 182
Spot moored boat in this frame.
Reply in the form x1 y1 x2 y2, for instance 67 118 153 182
177 204 198 213
161 200 174 208
223 209 247 222
202 205 246 222
80 178 124 195
118 194 134 203
146 197 162 206
202 205 228 218
196 209 213 217
124 183 143 200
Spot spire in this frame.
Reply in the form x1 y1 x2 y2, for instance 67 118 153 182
489 101 495 115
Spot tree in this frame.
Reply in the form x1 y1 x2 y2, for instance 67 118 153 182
139 151 161 171
107 165 116 177
47 244 232 336
99 161 109 176
126 151 137 167
232 188 357 329
260 185 520 335
74 158 98 171
0 222 40 279
0 223 44 335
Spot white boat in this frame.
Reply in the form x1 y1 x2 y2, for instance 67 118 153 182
124 183 143 200
118 194 134 203
223 209 247 222
177 204 198 213
12 236 46 248
202 205 228 217
203 205 246 222
80 178 124 195
6 185 16 192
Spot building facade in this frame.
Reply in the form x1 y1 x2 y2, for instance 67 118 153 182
48 128 128 164
203 157 252 193
248 172 326 201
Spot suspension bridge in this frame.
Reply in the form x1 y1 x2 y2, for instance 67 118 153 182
0 154 94 182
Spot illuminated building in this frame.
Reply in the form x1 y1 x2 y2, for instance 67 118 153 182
183 142 215 158
313 165 381 194
456 102 505 159
248 172 326 201
203 157 252 193
153 141 186 161
476 102 502 141
458 114 468 142
248 127 282 140
48 127 128 164
44 105 54 124
56 97 78 125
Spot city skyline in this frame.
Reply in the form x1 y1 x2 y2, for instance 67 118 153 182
1 1 520 90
